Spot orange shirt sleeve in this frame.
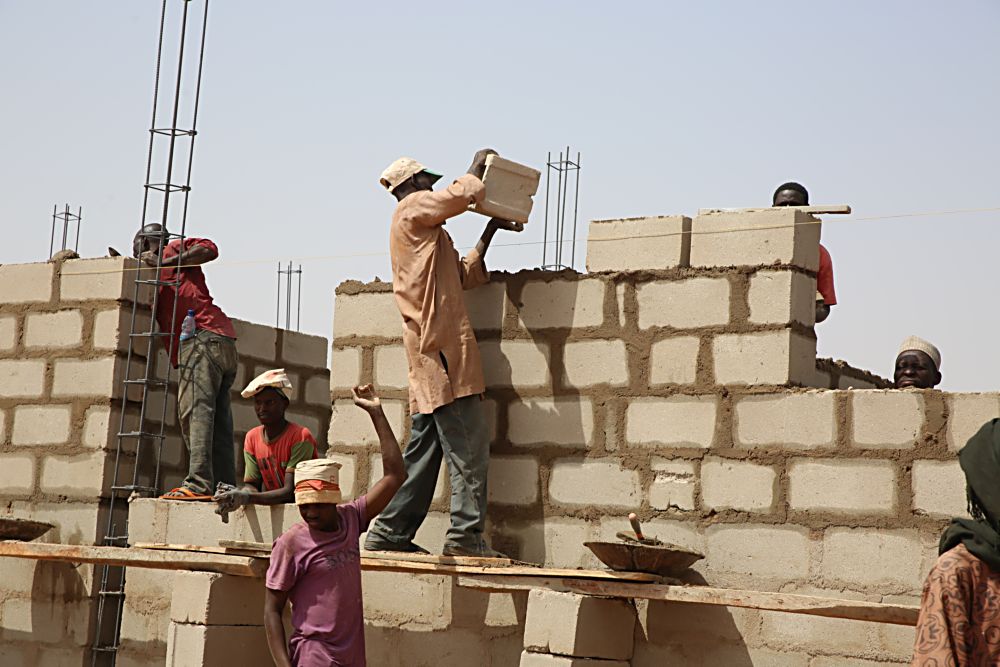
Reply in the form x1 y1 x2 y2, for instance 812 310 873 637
817 244 837 305
403 175 486 228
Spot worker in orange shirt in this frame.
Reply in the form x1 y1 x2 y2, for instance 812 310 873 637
772 182 837 323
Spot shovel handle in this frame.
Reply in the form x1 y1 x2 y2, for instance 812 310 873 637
628 512 644 541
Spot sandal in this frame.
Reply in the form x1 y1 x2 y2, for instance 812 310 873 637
159 486 213 501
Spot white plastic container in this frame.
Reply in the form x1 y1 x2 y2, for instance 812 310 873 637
469 155 541 224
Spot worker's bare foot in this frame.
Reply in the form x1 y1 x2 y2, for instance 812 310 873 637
363 536 430 555
442 543 510 559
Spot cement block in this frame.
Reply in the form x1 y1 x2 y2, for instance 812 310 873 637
0 262 54 303
60 257 136 301
0 453 36 494
465 281 506 331
170 571 265 625
11 405 72 445
11 501 101 544
361 570 450 628
851 391 923 449
304 374 332 406
0 596 93 645
748 269 815 326
520 652 629 667
502 517 599 569
0 359 47 398
23 310 82 349
324 453 357 499
758 612 881 658
946 393 1000 452
712 330 816 386
517 279 606 330
330 346 362 390
333 290 400 339
636 277 730 329
586 215 690 272
281 329 327 366
52 357 117 397
734 391 836 449
165 623 270 667
549 458 641 508
328 398 405 446
523 589 636 660
373 344 408 389
489 456 540 505
508 398 594 447
821 528 923 590
481 339 552 388
370 453 443 503
704 524 811 581
472 154 540 224
231 318 277 361
625 396 717 448
562 339 628 387
788 459 897 514
648 336 700 385
912 459 967 518
701 457 776 512
648 458 696 511
40 451 109 498
689 208 821 270
0 315 16 351
284 411 322 442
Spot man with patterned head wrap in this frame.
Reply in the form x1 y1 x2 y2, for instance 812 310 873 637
264 385 406 667
212 369 318 512
893 336 942 390
913 419 1000 665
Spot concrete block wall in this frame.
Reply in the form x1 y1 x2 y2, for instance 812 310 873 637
0 256 147 662
322 209 991 664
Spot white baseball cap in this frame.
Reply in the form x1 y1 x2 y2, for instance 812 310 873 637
379 157 442 192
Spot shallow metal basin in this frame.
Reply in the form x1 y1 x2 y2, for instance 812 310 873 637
0 518 54 542
585 540 704 577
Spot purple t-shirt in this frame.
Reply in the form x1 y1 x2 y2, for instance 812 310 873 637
266 497 370 667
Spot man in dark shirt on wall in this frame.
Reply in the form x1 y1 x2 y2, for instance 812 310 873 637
133 223 239 500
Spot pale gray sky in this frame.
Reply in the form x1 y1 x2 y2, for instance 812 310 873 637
2 1 998 390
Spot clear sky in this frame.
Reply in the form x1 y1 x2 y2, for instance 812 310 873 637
2 1 998 390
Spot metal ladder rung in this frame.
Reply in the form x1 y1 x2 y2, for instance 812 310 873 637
98 590 125 597
116 431 166 439
129 331 172 338
135 278 182 287
122 378 168 388
111 484 158 495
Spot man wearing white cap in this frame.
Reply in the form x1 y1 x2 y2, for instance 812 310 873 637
264 385 405 667
213 369 318 512
365 149 521 558
894 336 942 389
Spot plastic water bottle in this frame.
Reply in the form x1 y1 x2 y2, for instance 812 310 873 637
179 309 196 341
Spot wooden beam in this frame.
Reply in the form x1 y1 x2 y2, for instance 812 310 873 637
0 541 267 578
698 205 852 215
456 575 918 626
361 559 660 582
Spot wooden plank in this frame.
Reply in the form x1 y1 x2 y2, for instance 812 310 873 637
0 541 266 577
359 550 518 568
361 559 660 582
456 576 918 626
218 539 271 553
698 205 852 215
135 542 231 555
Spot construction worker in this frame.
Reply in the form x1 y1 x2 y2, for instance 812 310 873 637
772 182 837 323
913 418 1000 665
893 336 942 390
213 369 319 512
264 385 406 667
132 223 239 500
363 148 522 558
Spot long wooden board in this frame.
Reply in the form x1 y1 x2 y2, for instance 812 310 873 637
0 540 267 577
697 205 852 215
361 559 660 582
457 575 918 626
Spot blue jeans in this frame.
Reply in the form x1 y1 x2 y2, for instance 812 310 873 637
366 395 489 549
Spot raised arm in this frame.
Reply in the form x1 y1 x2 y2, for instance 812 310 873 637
264 587 292 667
352 385 406 517
140 238 219 268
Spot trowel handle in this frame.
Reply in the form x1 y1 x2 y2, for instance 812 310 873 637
628 512 644 541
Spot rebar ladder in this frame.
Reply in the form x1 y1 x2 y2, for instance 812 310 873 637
90 1 211 663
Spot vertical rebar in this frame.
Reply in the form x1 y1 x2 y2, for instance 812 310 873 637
542 151 551 268
60 203 70 252
570 152 581 268
296 265 303 332
48 204 57 258
74 206 82 252
285 261 293 330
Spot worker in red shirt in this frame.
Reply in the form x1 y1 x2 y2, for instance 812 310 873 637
133 223 239 500
772 182 837 323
